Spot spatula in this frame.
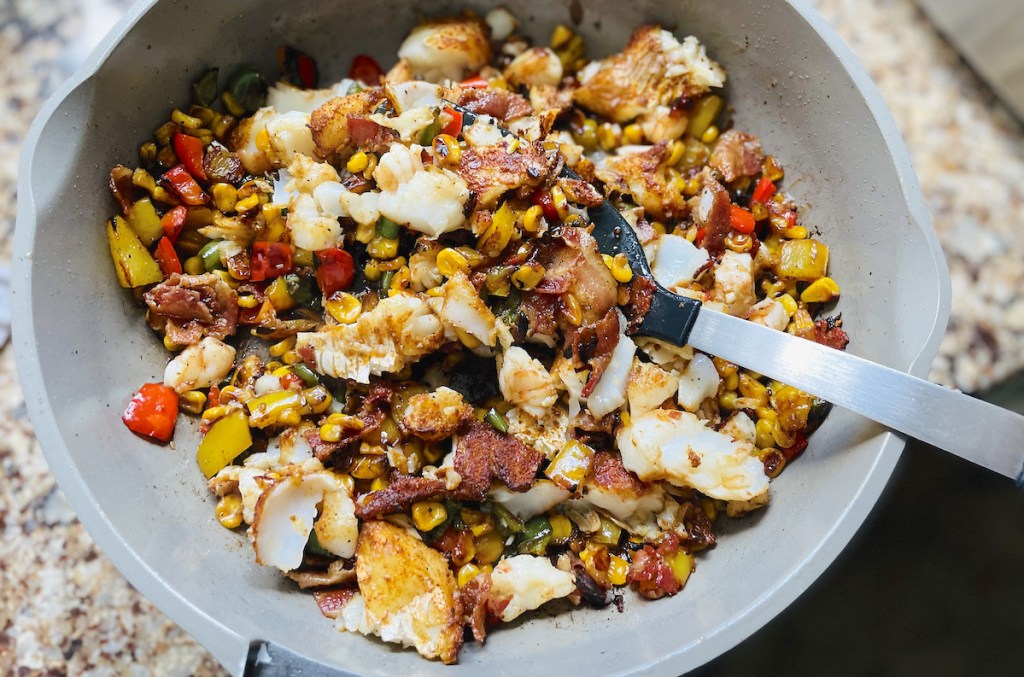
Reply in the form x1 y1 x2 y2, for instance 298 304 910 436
452 105 1024 483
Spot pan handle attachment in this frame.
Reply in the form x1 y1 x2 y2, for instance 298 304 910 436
243 640 350 676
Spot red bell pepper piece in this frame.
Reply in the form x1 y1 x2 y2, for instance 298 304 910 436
161 205 188 241
695 227 707 246
172 133 208 181
162 165 208 206
315 248 355 296
122 383 179 442
751 176 776 204
349 55 383 85
441 106 463 138
459 74 488 89
250 242 294 282
786 210 797 227
531 188 558 223
153 237 182 276
729 205 756 234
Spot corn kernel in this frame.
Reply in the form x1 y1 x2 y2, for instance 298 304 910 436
782 225 808 240
412 501 448 532
755 418 776 449
163 334 185 352
368 235 399 260
433 133 462 166
549 514 573 544
325 292 362 324
355 219 375 244
550 186 569 221
346 151 369 174
724 371 739 392
436 248 470 278
665 140 686 166
562 292 583 326
622 123 644 145
215 494 244 529
684 177 701 196
387 266 411 297
474 530 504 565
597 123 620 151
171 109 203 130
550 24 574 49
725 232 753 253
607 555 629 586
370 476 390 492
521 204 544 233
350 455 387 480
221 91 245 117
701 124 720 144
237 294 259 309
235 193 260 213
211 183 238 212
180 390 207 415
756 407 778 422
268 336 295 357
201 405 230 423
739 374 769 407
281 349 302 366
456 563 481 588
719 391 738 410
602 253 614 270
800 276 840 303
777 293 798 317
511 263 545 291
610 253 633 283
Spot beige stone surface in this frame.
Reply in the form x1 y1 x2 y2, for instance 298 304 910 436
1 0 1021 673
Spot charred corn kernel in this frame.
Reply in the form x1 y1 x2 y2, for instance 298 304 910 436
770 418 796 448
550 24 574 49
479 202 516 256
281 350 302 366
171 109 203 130
139 141 158 164
412 501 448 532
350 454 387 480
755 418 776 449
346 151 369 173
683 176 701 196
457 563 482 587
801 276 840 303
777 293 798 317
163 335 185 352
739 374 769 407
757 407 778 422
179 390 207 415
724 371 739 392
246 390 304 428
354 219 376 244
432 133 462 166
562 292 583 326
237 294 260 309
369 476 389 492
304 386 332 414
178 254 203 275
474 529 505 565
713 357 738 379
549 186 569 221
521 204 544 233
235 193 260 213
725 232 753 253
201 405 230 423
751 201 770 221
215 494 244 529
701 124 720 144
666 140 687 166
211 183 237 212
622 123 644 145
666 550 694 587
546 439 596 492
597 123 619 151
361 154 378 179
549 514 573 544
319 422 343 442
387 267 411 297
782 225 808 240
573 117 598 150
436 248 469 278
610 253 633 283
367 235 399 260
325 292 362 324
511 263 545 291
607 555 629 586
268 337 295 357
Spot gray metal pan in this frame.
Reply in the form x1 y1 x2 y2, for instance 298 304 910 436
12 0 950 674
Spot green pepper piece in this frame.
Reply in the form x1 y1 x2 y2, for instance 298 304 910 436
491 502 524 536
418 118 442 145
305 529 331 556
198 239 224 271
516 516 552 555
375 217 400 239
292 363 319 386
284 273 316 307
226 67 267 113
192 68 219 107
484 408 509 434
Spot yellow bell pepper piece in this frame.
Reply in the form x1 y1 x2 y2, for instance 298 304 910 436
545 439 596 492
107 216 163 288
126 198 164 246
776 239 829 281
197 410 252 478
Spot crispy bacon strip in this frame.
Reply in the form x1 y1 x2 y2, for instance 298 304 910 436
458 88 533 121
457 571 493 643
693 173 732 256
708 130 763 183
535 227 618 327
144 273 239 345
355 475 446 519
574 308 621 397
312 587 358 619
625 276 656 334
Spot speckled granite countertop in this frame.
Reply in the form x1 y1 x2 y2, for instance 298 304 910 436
2 0 1022 673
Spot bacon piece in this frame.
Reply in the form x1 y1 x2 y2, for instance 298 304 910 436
457 88 533 121
457 571 493 643
452 141 552 208
573 308 621 397
558 176 604 207
451 420 545 500
145 273 239 345
813 317 850 350
520 291 559 340
535 228 618 327
347 114 398 153
312 587 358 619
306 382 393 463
625 276 656 334
708 130 763 183
354 475 446 519
693 173 732 256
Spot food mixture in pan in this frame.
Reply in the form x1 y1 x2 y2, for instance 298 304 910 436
108 9 848 663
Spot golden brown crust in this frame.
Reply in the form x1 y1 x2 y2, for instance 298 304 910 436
308 90 386 160
594 143 690 222
452 141 552 208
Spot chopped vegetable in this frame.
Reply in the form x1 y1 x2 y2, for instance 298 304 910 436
192 68 219 107
776 238 829 281
107 215 164 288
729 204 756 234
348 54 383 84
161 204 188 241
278 45 319 89
122 383 178 442
172 132 208 181
153 236 183 276
751 176 776 204
196 410 252 478
161 165 208 205
225 66 267 113
126 197 164 246
251 242 295 282
315 248 355 296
